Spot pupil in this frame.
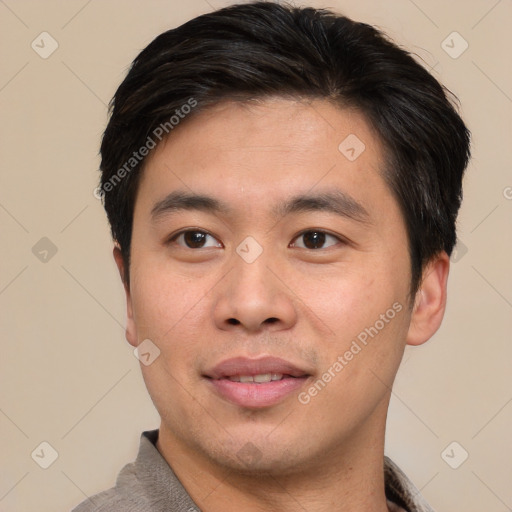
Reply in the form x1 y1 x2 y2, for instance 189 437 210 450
304 231 325 249
185 231 206 248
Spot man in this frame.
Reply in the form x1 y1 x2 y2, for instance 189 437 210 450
73 2 470 511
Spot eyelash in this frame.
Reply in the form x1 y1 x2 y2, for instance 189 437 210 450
167 229 346 250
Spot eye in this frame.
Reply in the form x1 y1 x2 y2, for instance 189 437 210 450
169 229 222 249
290 230 342 250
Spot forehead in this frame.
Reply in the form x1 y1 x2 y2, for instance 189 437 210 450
136 98 392 220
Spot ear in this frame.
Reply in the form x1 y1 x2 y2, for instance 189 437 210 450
406 251 450 346
113 246 138 348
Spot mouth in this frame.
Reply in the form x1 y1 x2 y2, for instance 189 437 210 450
203 356 312 408
225 373 290 383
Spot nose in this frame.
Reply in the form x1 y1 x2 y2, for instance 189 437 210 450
213 250 297 333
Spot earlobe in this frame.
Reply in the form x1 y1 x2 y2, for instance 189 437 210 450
406 252 450 346
113 246 138 348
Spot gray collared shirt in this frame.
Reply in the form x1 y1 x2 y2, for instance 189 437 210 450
71 430 435 512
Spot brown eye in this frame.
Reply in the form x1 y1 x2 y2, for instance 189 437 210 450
171 230 222 249
291 230 340 249
303 231 325 249
183 231 207 248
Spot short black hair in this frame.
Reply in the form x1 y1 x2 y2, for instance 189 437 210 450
99 1 471 295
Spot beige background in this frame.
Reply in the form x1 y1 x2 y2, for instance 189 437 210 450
1 0 511 511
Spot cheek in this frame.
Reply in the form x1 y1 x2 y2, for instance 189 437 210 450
304 300 409 435
304 264 401 337
130 265 210 423
130 257 209 340
304 264 410 391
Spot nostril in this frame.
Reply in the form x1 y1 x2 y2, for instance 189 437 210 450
227 318 240 325
265 317 279 324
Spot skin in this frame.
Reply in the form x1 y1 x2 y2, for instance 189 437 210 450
114 98 449 512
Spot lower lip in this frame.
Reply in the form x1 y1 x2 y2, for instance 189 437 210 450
208 377 308 408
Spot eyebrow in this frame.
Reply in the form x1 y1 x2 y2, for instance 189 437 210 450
273 189 370 223
151 189 370 223
151 191 232 219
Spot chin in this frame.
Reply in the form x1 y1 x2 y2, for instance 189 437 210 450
198 433 313 476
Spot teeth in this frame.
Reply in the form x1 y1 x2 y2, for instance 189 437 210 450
227 373 284 383
254 373 272 383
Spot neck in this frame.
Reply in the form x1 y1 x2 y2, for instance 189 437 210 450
156 400 391 512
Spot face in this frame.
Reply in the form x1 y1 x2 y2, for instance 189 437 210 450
119 98 426 476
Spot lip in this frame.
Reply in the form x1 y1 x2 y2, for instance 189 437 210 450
205 356 310 380
204 356 312 409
